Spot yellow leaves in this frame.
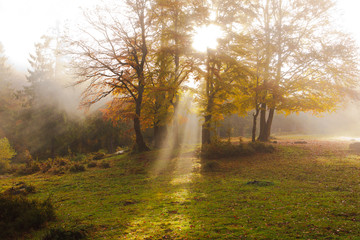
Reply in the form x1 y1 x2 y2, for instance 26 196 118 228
0 137 16 161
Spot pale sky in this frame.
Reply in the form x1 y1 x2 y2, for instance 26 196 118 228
0 0 100 71
0 0 359 72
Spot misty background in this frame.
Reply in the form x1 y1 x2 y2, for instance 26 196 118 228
1 0 360 163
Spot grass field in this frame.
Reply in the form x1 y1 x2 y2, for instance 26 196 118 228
2 139 360 239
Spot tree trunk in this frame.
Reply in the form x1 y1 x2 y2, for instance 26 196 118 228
133 94 149 152
133 115 149 152
154 124 167 148
252 109 259 142
258 107 275 142
202 114 212 145
258 103 267 141
264 108 275 141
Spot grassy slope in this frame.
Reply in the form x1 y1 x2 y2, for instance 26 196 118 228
2 140 360 239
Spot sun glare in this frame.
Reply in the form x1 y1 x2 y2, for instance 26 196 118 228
192 24 224 52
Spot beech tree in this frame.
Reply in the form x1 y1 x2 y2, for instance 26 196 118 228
145 0 201 148
247 0 359 141
68 0 154 152
196 0 254 145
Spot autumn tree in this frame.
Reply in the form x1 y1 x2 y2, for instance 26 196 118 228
67 0 155 152
247 0 359 141
0 137 16 174
195 0 254 145
142 0 207 148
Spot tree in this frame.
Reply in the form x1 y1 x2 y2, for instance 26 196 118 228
142 0 206 148
67 0 155 152
0 43 13 135
0 43 20 144
14 35 69 159
0 137 16 174
0 137 16 161
194 0 253 145
247 0 359 141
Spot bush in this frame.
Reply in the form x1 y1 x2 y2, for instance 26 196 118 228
201 141 253 159
0 159 10 175
70 163 86 173
202 160 221 172
17 160 41 176
43 226 87 240
87 162 97 168
72 154 87 162
54 157 71 166
12 150 32 164
3 182 36 196
39 158 71 175
0 194 55 239
201 141 274 159
48 166 67 175
99 161 110 169
93 151 106 160
248 142 275 153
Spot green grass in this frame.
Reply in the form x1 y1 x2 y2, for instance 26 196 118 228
1 141 360 239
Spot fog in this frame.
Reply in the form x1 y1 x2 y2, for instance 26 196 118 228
272 102 360 138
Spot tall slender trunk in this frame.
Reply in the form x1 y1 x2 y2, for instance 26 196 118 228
258 103 267 141
172 95 181 147
172 8 181 148
202 115 212 145
258 0 271 142
264 108 275 140
202 48 213 146
133 87 149 152
252 109 259 142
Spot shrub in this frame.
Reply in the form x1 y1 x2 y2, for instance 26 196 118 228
17 160 41 176
54 157 71 167
93 151 106 160
201 141 237 159
87 162 97 168
70 163 86 173
201 141 274 159
73 154 87 162
202 160 221 172
0 194 55 239
3 182 36 196
41 162 52 173
0 159 10 175
12 150 32 164
248 142 275 153
49 166 67 175
40 158 71 175
43 226 87 240
99 161 110 169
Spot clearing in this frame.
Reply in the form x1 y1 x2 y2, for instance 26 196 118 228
1 138 360 239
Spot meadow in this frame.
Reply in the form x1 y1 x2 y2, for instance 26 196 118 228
1 138 360 239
